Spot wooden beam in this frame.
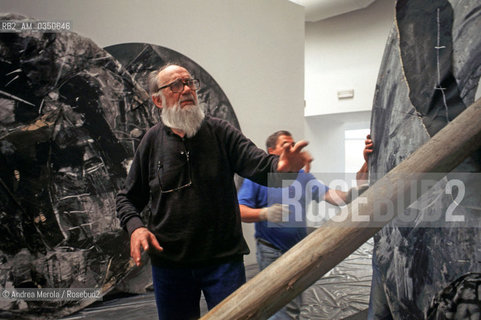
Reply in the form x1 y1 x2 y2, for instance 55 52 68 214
201 97 481 320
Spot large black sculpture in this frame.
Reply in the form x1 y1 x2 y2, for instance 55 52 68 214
369 0 481 319
0 13 238 319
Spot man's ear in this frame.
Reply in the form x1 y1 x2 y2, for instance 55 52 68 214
267 147 275 155
152 95 163 109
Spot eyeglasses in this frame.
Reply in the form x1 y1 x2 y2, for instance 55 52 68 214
158 78 200 93
157 151 192 193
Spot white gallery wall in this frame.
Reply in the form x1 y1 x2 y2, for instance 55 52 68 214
304 0 395 174
0 0 305 265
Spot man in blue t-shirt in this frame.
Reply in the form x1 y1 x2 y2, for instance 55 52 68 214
238 130 371 319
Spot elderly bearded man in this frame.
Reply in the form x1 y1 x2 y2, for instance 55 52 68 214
116 64 312 319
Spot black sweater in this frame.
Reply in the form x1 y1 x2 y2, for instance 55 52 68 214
116 116 279 267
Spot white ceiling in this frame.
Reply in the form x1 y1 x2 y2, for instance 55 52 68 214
289 0 377 22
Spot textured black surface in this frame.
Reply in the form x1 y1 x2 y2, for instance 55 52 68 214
0 13 238 319
397 0 466 136
427 273 481 320
369 0 481 319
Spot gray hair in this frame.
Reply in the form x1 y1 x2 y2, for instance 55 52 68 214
265 130 292 151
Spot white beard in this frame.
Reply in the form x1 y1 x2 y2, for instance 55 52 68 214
161 100 205 138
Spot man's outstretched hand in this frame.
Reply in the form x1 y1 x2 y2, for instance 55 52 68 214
277 140 313 173
130 227 163 267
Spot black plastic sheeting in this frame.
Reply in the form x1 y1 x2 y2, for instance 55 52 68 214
369 0 481 319
0 13 238 319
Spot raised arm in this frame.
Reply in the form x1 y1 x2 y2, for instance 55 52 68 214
324 135 373 205
356 134 373 185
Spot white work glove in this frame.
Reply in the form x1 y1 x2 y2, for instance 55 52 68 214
259 204 289 223
345 184 369 203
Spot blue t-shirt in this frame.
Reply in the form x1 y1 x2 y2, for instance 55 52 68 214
238 171 328 252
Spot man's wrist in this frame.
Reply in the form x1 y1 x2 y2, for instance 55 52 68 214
259 208 267 221
126 217 146 237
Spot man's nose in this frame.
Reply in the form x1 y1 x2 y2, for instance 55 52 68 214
181 82 191 93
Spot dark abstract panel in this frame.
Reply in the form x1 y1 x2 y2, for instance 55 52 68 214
397 0 466 136
427 273 481 320
104 43 240 129
0 13 238 319
369 0 481 319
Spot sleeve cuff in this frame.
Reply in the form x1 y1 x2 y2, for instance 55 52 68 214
125 216 146 237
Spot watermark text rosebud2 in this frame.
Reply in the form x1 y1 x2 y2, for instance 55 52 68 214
267 172 479 228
